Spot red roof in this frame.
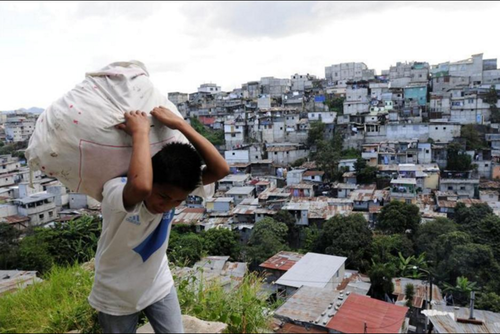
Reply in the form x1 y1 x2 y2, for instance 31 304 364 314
198 116 216 125
327 294 408 334
259 251 304 271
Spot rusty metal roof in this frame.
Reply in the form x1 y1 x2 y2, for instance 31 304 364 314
392 278 444 309
172 208 205 225
259 251 304 271
0 215 29 225
326 294 408 334
428 305 500 333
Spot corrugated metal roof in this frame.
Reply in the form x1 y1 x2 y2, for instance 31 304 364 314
326 294 408 334
275 286 342 325
172 208 205 225
0 270 42 296
260 251 304 271
276 253 347 289
428 305 500 333
226 186 255 195
0 215 29 225
392 278 444 309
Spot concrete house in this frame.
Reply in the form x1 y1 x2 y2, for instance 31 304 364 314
276 253 347 297
225 186 256 205
14 192 58 227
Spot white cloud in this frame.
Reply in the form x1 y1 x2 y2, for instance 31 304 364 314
0 1 499 110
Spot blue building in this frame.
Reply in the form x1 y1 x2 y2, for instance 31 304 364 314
404 85 428 106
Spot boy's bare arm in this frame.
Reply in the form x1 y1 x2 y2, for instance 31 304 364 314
151 107 230 185
116 111 153 208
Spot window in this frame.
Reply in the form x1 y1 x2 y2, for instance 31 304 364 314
231 134 236 138
280 127 283 130
435 127 438 130
255 156 258 159
49 211 53 218
232 153 235 156
460 186 466 190
274 152 278 155
406 199 412 204
448 186 453 190
39 214 44 219
486 164 489 167
443 127 447 130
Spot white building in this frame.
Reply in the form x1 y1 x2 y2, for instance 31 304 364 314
325 62 375 83
5 116 35 142
225 186 255 206
197 83 221 94
15 192 58 226
276 253 347 296
308 111 337 124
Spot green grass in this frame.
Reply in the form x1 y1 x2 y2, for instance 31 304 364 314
0 264 276 334
176 271 276 333
0 264 99 334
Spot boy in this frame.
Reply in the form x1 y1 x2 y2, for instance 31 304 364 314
88 107 230 333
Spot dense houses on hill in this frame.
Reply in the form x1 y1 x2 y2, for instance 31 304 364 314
4 53 500 333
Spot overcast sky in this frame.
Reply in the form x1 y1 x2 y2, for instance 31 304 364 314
1 1 500 110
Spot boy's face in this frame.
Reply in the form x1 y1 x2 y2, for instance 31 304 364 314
144 183 192 214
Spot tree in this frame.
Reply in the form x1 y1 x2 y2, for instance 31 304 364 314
0 223 21 270
475 214 500 260
484 85 500 123
307 122 326 147
376 201 421 238
274 210 301 249
16 237 54 275
415 218 457 262
245 218 288 267
301 225 321 253
325 97 345 114
461 125 485 151
354 157 377 184
169 233 205 266
446 142 472 171
316 214 372 270
369 260 396 301
202 228 240 261
370 234 414 265
476 292 500 312
443 276 478 306
314 139 341 181
405 283 415 308
454 202 493 235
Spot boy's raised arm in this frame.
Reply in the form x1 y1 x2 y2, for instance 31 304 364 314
116 111 153 209
151 107 230 185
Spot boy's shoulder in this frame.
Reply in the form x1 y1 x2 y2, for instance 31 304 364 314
102 177 133 213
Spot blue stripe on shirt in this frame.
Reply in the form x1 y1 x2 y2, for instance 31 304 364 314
133 210 174 262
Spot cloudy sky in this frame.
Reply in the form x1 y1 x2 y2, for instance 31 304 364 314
1 1 499 110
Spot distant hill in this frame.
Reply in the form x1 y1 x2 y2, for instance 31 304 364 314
2 107 44 114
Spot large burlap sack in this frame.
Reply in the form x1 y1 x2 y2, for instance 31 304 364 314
26 61 214 202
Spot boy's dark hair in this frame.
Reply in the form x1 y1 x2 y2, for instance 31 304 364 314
152 142 202 191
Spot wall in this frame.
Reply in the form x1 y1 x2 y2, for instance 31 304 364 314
225 150 250 164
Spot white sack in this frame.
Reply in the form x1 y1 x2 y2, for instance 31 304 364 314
26 61 214 202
